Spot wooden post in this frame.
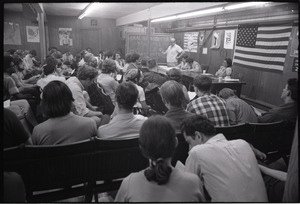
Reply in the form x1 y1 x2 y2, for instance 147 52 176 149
147 19 151 58
37 12 46 62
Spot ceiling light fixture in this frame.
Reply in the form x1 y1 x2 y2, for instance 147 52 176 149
177 7 223 19
224 2 268 10
78 2 100 19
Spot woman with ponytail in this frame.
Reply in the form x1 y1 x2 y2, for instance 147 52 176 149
115 115 204 202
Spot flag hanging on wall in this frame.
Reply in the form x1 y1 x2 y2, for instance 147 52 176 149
233 24 292 71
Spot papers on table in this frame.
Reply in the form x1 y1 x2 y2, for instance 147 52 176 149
223 78 240 82
4 99 10 108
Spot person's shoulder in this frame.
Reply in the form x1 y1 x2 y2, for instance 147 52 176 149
133 114 148 121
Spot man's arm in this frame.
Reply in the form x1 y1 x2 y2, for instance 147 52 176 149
176 50 186 59
258 164 287 181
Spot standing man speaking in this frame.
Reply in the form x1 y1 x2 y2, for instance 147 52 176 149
162 38 185 67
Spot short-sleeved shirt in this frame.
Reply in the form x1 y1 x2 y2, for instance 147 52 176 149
32 112 97 145
187 93 230 126
4 74 19 101
36 74 66 90
166 44 183 64
97 73 119 105
185 134 268 202
65 77 89 116
97 112 147 140
225 97 258 125
135 84 146 108
115 167 204 202
23 54 34 70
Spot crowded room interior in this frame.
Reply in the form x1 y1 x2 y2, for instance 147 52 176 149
3 2 298 202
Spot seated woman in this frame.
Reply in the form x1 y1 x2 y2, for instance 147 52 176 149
215 58 233 79
115 115 204 202
32 81 97 145
177 55 189 70
185 57 202 72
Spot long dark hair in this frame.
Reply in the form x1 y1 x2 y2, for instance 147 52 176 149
139 115 176 185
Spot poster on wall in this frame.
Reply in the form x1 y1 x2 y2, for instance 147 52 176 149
211 30 222 49
292 58 298 72
224 30 235 49
198 31 206 46
4 22 21 45
26 26 40 42
290 27 298 58
184 32 198 53
59 28 73 46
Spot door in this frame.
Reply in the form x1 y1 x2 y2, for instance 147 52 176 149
81 29 101 54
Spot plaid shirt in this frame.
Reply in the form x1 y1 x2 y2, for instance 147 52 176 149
187 93 230 126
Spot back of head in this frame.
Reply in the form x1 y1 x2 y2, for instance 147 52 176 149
186 57 194 64
12 57 23 69
4 55 13 73
43 64 56 76
181 114 216 137
224 58 232 67
139 115 176 185
287 78 298 102
167 68 182 82
141 58 148 67
125 53 132 63
43 56 58 68
124 68 141 84
130 53 140 63
101 59 117 74
116 81 138 110
147 59 157 69
77 65 98 80
84 53 94 63
193 75 212 92
160 80 186 108
105 51 113 59
218 88 236 100
7 49 16 55
30 49 37 57
42 80 74 118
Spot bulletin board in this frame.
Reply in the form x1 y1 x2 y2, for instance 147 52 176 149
125 32 173 63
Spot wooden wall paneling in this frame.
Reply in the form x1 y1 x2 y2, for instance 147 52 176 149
80 29 101 54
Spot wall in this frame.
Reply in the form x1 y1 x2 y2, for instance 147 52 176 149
4 10 123 60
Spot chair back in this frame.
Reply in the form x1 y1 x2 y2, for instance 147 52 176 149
215 123 253 143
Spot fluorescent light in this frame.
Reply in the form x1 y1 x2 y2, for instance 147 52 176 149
225 2 267 10
151 15 178 23
78 2 100 19
177 7 223 18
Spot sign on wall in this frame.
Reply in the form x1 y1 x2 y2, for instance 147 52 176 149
4 22 21 45
198 31 205 46
211 30 222 49
59 28 73 46
224 30 235 49
292 58 298 72
184 32 198 53
26 26 40 43
290 27 298 58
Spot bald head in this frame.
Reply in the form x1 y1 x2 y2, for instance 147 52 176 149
170 38 176 43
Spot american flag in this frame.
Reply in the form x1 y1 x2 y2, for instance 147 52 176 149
233 24 292 71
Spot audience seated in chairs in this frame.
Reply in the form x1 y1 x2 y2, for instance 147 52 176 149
218 88 258 125
97 59 119 105
181 114 268 202
115 115 204 202
160 80 194 134
187 75 230 126
258 78 298 124
166 68 190 104
97 81 147 140
126 53 141 71
139 59 167 87
32 81 97 145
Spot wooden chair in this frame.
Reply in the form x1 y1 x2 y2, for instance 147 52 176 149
171 133 189 166
90 138 148 202
4 139 94 202
215 123 254 144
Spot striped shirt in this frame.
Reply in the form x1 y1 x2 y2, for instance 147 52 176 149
187 93 230 126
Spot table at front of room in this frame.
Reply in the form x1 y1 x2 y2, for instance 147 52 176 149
156 66 246 98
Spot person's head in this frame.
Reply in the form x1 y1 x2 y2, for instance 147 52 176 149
281 78 298 102
124 68 144 85
147 59 157 69
139 115 177 185
76 65 98 89
84 53 94 63
41 80 74 118
48 46 57 52
43 63 57 76
80 50 87 58
43 56 58 68
113 52 122 60
101 59 117 75
181 55 188 63
193 75 212 94
181 115 216 147
140 59 148 67
170 37 176 46
222 58 232 68
125 53 132 64
12 57 25 71
186 57 194 65
7 49 16 56
4 55 15 74
86 47 92 53
218 88 236 100
130 53 140 63
105 51 113 59
87 56 98 68
116 81 138 111
160 80 186 108
167 68 182 83
29 49 37 57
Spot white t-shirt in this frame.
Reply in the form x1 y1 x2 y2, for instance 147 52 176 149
166 44 183 63
134 84 146 109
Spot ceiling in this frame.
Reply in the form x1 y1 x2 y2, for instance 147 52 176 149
4 3 162 19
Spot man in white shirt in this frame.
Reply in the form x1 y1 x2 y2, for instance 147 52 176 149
162 38 185 67
181 114 268 202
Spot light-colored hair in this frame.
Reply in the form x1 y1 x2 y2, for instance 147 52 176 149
218 88 236 99
160 80 186 107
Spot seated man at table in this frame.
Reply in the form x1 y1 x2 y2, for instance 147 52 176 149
187 75 230 126
140 59 167 88
97 81 148 140
184 57 202 73
181 114 268 202
257 78 298 124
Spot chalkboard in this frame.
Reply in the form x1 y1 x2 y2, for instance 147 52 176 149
126 32 173 64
